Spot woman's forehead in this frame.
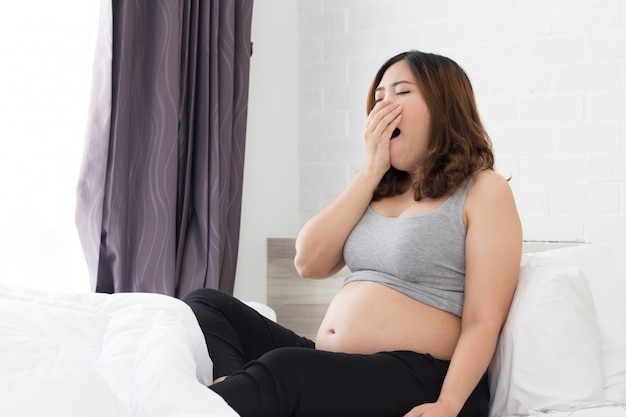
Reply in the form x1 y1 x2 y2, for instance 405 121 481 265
377 60 414 87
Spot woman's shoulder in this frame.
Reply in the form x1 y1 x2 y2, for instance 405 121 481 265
471 169 510 190
462 170 521 246
466 169 516 210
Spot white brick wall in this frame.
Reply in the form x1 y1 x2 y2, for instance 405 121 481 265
297 0 626 243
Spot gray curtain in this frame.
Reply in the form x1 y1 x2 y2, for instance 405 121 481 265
75 0 254 297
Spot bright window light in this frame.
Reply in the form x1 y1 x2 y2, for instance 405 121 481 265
0 1 101 292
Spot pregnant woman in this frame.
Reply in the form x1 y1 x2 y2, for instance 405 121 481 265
184 49 522 417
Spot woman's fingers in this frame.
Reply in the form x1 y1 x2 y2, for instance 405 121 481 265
362 100 402 172
365 100 402 140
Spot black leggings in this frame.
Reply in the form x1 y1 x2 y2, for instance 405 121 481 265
183 288 489 417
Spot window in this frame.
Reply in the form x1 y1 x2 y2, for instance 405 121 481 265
0 1 100 291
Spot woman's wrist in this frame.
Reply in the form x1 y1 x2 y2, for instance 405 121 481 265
357 164 387 185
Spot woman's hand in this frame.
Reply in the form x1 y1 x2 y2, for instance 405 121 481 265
403 401 457 417
362 99 402 174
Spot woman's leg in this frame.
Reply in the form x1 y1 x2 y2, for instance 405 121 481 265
210 348 489 417
183 288 315 379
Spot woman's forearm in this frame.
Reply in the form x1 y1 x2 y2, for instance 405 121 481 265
436 322 500 415
294 167 383 278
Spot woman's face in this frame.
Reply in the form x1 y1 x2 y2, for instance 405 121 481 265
374 60 431 175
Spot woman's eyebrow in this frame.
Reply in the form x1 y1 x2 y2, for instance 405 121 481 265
375 80 415 92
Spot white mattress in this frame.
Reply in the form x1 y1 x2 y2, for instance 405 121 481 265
0 282 239 417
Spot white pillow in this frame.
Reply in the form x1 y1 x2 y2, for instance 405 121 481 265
534 237 626 403
489 255 604 417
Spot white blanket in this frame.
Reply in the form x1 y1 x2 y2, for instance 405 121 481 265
0 282 239 417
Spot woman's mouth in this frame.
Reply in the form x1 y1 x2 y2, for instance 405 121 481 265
391 128 401 139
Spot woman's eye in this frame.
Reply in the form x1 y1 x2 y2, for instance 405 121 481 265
374 97 383 103
396 91 410 96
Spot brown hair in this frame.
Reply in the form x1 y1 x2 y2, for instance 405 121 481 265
367 50 494 201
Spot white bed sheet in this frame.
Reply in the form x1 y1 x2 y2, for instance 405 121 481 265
0 282 239 417
502 402 626 417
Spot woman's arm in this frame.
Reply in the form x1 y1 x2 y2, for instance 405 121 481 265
294 100 402 279
294 168 382 278
405 170 522 417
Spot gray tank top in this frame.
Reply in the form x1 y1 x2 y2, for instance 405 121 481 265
343 175 474 317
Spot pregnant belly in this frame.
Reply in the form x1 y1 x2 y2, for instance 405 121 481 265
315 281 461 360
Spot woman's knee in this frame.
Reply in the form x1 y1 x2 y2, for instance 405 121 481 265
182 288 231 308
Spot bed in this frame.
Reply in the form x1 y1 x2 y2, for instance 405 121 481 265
0 282 245 417
2 237 625 416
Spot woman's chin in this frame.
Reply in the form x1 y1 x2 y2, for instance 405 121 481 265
390 158 421 175
389 149 408 171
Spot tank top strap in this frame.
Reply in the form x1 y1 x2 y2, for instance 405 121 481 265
441 173 476 214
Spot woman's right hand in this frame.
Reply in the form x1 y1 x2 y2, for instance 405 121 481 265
362 99 402 174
